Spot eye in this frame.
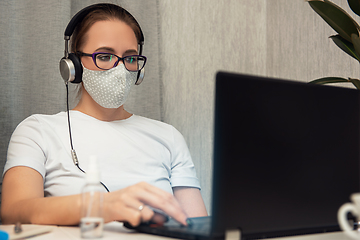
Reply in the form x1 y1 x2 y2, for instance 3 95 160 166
124 56 137 64
96 54 113 62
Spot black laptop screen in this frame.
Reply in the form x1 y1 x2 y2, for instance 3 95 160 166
212 72 360 238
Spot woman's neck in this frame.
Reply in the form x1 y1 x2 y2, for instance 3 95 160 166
73 89 132 122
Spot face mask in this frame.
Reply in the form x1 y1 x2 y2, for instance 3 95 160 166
82 64 137 109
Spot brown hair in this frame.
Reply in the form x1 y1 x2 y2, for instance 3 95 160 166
70 4 143 53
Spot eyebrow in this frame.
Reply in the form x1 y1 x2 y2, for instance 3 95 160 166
123 49 139 55
94 47 116 53
94 47 138 55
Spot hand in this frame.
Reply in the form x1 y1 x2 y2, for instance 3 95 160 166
103 182 188 227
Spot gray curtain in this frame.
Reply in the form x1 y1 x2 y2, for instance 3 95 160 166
0 0 358 214
0 1 69 178
0 1 161 168
0 0 162 209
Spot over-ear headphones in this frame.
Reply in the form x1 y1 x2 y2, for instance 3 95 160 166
59 3 145 85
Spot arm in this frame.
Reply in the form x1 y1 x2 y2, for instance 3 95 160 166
1 166 188 227
1 166 81 225
173 187 208 217
169 127 207 217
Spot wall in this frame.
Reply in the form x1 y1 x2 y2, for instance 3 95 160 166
158 0 360 213
266 0 360 82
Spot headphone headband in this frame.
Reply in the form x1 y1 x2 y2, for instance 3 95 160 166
64 3 144 44
64 4 95 38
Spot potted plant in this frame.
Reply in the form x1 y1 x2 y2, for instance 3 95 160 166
308 0 360 89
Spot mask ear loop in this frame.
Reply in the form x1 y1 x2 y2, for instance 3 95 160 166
65 83 110 192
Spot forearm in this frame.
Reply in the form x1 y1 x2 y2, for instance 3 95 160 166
2 165 189 227
173 187 208 217
1 194 81 225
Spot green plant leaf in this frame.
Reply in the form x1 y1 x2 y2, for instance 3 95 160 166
308 0 360 42
348 0 360 17
348 77 360 89
309 77 360 89
330 35 360 61
351 33 360 59
309 77 350 85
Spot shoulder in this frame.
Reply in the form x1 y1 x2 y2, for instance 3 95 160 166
129 115 181 136
129 115 166 125
129 115 188 148
20 112 66 123
16 112 67 129
12 112 67 137
130 115 171 127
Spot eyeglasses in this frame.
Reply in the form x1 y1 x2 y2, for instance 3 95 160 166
77 52 147 72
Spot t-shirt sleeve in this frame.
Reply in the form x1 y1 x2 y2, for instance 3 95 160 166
169 126 201 189
3 116 47 179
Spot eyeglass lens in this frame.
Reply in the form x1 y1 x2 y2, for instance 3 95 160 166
95 53 145 71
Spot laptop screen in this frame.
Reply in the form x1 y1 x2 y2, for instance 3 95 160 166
212 72 360 238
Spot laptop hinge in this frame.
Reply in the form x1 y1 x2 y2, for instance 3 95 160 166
225 229 241 240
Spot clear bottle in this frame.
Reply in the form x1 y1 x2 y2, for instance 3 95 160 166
80 156 104 238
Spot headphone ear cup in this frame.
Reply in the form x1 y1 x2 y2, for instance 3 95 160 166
68 53 83 84
135 68 145 85
59 57 75 83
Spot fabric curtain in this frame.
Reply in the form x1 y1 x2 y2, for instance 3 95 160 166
0 0 161 212
0 0 161 175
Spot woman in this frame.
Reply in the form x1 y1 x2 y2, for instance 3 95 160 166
1 3 207 227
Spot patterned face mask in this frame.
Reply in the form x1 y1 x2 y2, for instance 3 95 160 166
82 64 137 109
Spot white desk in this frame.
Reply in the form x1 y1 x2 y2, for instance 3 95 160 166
0 222 355 240
0 222 175 240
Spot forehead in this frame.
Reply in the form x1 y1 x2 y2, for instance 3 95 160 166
82 20 138 53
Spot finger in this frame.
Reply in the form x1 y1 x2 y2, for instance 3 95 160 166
151 211 169 224
117 207 156 227
120 206 154 226
113 205 142 227
116 194 155 224
131 182 188 225
138 205 155 223
106 194 142 226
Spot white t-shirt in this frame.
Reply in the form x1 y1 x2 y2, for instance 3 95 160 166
3 111 200 197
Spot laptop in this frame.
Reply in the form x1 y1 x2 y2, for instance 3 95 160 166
125 72 360 239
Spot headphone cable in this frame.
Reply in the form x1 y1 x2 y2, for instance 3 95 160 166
65 83 110 192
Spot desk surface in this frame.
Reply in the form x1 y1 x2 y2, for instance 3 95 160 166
0 222 354 240
0 222 174 240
